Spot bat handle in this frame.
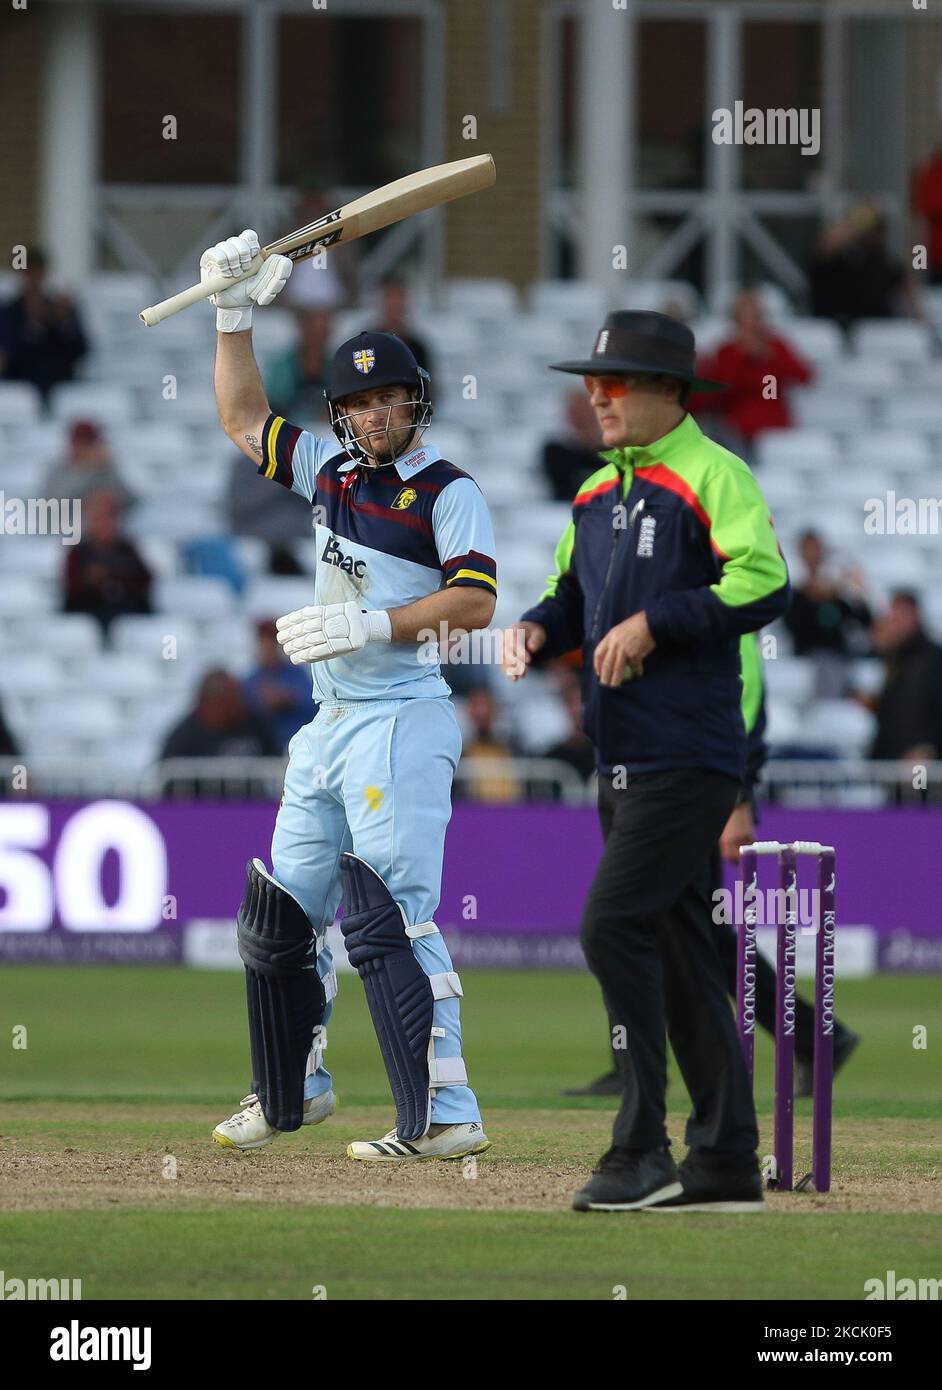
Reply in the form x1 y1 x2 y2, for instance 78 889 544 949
139 253 267 326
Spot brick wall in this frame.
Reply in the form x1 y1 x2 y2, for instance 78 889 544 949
442 0 544 286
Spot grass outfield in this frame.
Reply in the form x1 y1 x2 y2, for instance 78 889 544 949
1 967 940 1300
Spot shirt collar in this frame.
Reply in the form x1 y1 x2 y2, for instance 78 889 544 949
601 410 701 472
337 443 442 478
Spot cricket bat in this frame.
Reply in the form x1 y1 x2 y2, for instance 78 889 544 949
139 154 496 327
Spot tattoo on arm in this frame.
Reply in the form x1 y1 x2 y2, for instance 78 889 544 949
245 433 262 459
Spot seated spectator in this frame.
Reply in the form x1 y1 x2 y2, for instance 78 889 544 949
242 619 314 751
543 664 595 787
784 531 872 659
161 670 281 760
809 202 919 328
228 440 319 545
63 487 152 634
912 145 942 285
373 278 433 378
690 290 813 460
263 308 334 425
457 686 521 803
44 419 132 509
0 248 88 403
865 593 942 762
541 389 602 501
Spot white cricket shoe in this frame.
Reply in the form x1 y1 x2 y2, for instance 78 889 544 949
347 1121 490 1162
212 1090 336 1151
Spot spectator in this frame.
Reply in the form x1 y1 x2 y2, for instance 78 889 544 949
457 686 521 803
544 663 595 786
373 278 433 378
809 202 919 328
541 389 603 501
690 290 813 459
0 248 88 404
911 146 942 286
866 593 942 761
263 308 334 425
44 420 132 509
228 441 315 546
242 619 314 751
784 531 872 659
63 487 152 634
161 670 281 759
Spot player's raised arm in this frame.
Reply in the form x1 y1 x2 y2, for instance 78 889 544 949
205 229 293 464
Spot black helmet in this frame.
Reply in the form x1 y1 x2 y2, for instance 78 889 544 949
325 331 432 465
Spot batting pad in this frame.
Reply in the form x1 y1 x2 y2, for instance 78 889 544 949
340 853 435 1143
237 858 326 1133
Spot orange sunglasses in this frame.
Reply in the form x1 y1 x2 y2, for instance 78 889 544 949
583 374 650 397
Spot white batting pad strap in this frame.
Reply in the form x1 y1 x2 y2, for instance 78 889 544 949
321 967 338 1003
305 1025 328 1077
429 971 463 1000
406 919 439 940
428 1055 469 1088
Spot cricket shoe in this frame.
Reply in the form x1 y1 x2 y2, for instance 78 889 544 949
645 1149 766 1213
212 1090 336 1151
572 1145 682 1212
795 1026 860 1099
560 1069 621 1098
347 1121 490 1162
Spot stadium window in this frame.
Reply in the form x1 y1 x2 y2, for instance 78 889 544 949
741 20 823 193
101 12 240 184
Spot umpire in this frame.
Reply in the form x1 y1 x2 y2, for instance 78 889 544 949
505 312 790 1212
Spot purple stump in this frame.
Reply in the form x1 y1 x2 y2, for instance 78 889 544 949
814 849 836 1193
774 846 798 1191
737 847 758 1083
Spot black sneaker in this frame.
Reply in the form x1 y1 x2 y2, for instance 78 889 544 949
560 1070 622 1098
647 1149 765 1213
572 1145 682 1212
795 1026 860 1099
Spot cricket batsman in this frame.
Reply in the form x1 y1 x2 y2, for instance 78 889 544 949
203 230 495 1162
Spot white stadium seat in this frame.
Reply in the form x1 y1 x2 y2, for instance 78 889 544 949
792 391 871 431
529 281 609 324
754 429 840 473
802 699 876 756
879 395 942 432
125 495 222 541
441 279 519 319
850 320 935 365
763 657 816 706
0 536 67 581
2 613 102 658
0 576 55 617
48 383 135 427
0 460 50 500
0 654 62 697
846 430 932 472
0 381 42 426
155 576 237 619
32 693 122 740
244 577 314 621
76 652 161 701
109 614 201 663
779 318 845 365
80 273 158 316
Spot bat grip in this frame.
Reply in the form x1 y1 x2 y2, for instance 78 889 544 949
139 253 267 326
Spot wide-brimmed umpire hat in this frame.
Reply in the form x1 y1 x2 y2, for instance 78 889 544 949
549 310 727 392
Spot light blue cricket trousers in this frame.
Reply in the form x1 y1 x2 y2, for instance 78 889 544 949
270 695 481 1126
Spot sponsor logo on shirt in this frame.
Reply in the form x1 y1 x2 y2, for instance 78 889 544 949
397 449 428 474
322 535 366 577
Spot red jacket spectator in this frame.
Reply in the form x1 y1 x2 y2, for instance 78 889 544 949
912 150 942 284
689 290 813 444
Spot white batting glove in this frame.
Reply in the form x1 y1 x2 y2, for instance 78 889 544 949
276 601 392 665
200 229 292 333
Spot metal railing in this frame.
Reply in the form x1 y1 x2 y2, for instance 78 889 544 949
0 757 940 805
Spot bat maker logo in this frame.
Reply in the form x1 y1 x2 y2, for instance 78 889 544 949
322 535 366 577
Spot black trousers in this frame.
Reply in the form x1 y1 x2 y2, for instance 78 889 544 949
581 769 758 1155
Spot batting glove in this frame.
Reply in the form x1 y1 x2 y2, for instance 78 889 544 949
276 601 392 665
200 229 292 333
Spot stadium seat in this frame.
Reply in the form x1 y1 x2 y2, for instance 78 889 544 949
529 281 609 324
0 576 55 616
0 537 66 580
110 613 201 663
1 612 101 659
764 697 803 749
803 699 876 756
32 693 123 740
80 272 158 316
0 654 61 698
754 429 840 472
792 391 871 431
244 576 314 621
846 430 932 473
48 382 136 427
0 381 42 426
763 657 816 706
879 396 942 432
623 279 703 319
155 575 237 618
819 358 901 394
850 320 935 365
0 460 48 500
77 651 161 702
125 495 222 541
777 318 844 365
441 278 519 319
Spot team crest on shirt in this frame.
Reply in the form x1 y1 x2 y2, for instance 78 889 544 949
353 348 375 374
391 487 418 511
